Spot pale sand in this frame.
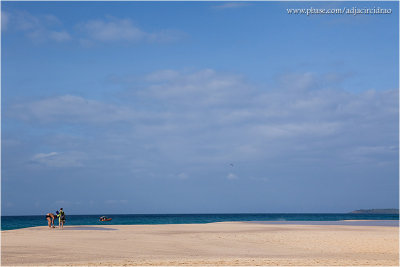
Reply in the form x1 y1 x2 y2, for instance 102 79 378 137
2 222 398 266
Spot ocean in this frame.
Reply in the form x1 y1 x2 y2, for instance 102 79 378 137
2 213 399 230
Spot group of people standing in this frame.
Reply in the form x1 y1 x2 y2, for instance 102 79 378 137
46 208 66 229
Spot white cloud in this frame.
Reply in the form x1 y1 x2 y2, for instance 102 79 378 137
227 173 238 180
278 72 318 91
12 95 139 123
10 69 398 169
32 152 59 160
49 31 71 42
80 18 145 42
4 10 70 43
138 69 397 165
344 145 398 165
145 69 180 82
3 11 184 45
251 122 341 139
30 151 87 168
78 17 183 44
141 69 252 107
13 11 41 31
1 11 9 31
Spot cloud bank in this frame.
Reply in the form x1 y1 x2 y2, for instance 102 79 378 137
3 10 71 43
30 151 87 168
3 10 183 45
78 17 182 44
11 69 398 171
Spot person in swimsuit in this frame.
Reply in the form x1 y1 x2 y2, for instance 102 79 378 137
58 208 66 229
45 213 56 228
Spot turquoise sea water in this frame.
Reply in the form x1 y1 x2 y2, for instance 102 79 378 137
2 213 398 230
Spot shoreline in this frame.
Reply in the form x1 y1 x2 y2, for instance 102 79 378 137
2 219 398 231
246 219 399 227
2 221 398 266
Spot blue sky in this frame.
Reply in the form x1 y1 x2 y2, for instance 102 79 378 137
2 1 398 215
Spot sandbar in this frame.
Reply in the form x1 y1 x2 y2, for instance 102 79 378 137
2 221 398 266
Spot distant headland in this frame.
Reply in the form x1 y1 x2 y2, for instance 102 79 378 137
350 209 399 214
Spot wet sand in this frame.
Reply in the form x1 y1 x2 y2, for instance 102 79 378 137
2 221 398 266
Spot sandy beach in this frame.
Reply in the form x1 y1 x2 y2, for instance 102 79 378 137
2 222 398 266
